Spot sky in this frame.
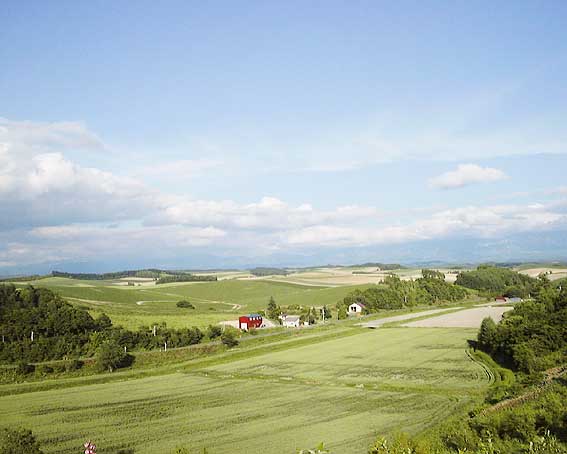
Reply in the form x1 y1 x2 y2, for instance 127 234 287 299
1 1 567 273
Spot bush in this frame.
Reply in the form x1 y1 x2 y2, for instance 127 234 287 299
34 364 54 376
206 325 222 339
50 362 66 374
176 301 195 309
15 362 35 376
95 340 132 373
221 329 239 348
0 427 44 454
64 358 83 372
368 434 431 454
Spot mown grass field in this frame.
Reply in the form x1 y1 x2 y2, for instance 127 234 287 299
0 327 488 454
14 278 373 329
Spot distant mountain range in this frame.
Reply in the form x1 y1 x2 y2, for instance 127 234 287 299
1 230 566 277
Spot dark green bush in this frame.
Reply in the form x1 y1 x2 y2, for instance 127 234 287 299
0 427 43 454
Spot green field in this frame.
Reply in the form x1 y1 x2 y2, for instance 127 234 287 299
0 327 488 454
14 278 373 329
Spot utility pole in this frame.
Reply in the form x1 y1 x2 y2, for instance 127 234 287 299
164 341 167 352
152 325 156 336
31 331 34 342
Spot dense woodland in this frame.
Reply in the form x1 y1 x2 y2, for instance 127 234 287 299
455 265 539 297
0 285 212 366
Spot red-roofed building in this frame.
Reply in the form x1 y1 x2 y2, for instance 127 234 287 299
239 314 263 330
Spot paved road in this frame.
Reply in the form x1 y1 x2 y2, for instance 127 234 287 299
357 307 461 328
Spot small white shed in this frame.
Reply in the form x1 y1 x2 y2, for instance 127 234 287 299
348 302 365 315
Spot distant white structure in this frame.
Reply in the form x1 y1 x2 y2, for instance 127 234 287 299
281 315 301 328
495 296 523 304
348 302 365 315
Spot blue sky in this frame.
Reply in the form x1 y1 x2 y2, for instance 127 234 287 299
1 1 567 272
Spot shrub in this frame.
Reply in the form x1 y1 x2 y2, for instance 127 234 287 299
64 358 83 372
206 325 222 339
15 361 34 376
34 364 54 376
176 300 195 309
221 329 239 348
95 340 132 373
0 427 44 454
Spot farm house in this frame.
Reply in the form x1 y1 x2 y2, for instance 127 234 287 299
239 314 263 331
348 302 365 315
281 315 301 328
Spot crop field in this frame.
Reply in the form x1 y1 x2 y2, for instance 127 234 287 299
0 327 488 454
269 267 466 286
517 266 567 281
13 278 372 329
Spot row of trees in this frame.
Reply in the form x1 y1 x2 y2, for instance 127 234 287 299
337 271 467 316
156 274 217 284
52 269 164 280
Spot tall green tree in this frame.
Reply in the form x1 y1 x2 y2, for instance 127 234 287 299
266 296 281 321
477 317 497 352
95 340 130 373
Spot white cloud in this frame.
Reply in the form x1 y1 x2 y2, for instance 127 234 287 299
428 164 508 190
284 203 567 248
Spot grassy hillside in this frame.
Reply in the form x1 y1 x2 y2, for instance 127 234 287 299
12 278 373 329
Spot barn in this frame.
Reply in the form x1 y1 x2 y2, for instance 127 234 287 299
239 314 263 330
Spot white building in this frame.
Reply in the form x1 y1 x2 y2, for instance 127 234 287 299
282 315 301 328
348 302 365 315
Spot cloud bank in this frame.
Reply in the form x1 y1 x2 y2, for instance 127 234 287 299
1 118 566 271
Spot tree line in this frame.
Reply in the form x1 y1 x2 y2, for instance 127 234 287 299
337 270 468 317
155 274 217 284
0 284 219 367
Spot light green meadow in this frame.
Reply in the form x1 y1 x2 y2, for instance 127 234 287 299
0 327 488 454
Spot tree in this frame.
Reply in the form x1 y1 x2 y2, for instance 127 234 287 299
95 313 112 331
266 296 281 322
0 427 44 454
337 305 347 320
95 340 130 373
421 269 445 280
477 317 497 352
176 300 195 309
320 306 331 321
